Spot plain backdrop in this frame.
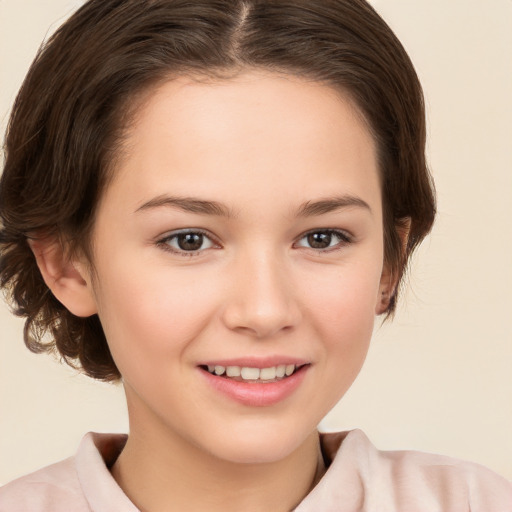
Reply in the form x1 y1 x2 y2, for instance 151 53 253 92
1 0 511 485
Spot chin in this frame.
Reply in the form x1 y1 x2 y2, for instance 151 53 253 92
203 421 318 465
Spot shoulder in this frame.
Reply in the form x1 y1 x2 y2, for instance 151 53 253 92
300 429 512 512
0 432 133 512
373 438 512 511
0 456 89 512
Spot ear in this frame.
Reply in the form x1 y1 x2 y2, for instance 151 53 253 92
376 218 411 315
28 237 98 317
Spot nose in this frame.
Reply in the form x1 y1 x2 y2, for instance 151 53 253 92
221 249 302 339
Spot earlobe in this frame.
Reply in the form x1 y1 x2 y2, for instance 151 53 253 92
376 276 394 315
375 217 412 315
28 237 98 317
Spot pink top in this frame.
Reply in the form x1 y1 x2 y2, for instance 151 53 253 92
1 430 511 511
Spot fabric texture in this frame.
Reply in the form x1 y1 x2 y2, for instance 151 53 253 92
1 430 511 511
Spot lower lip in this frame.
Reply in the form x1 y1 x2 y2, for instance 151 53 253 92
199 366 309 407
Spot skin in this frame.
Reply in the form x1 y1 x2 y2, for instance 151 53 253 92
35 70 394 512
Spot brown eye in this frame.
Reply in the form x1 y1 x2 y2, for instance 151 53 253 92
296 229 351 251
177 233 204 251
161 230 215 254
307 232 332 249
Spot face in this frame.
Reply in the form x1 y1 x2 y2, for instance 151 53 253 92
87 71 388 464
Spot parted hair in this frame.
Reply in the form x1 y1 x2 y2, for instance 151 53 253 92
0 0 435 381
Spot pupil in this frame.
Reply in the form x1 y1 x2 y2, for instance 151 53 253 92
178 233 203 251
308 232 331 249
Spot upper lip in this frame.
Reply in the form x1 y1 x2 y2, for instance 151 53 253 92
198 356 310 368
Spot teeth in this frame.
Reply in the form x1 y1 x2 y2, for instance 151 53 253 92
214 365 225 376
226 366 241 377
206 364 299 381
259 367 276 380
241 367 260 380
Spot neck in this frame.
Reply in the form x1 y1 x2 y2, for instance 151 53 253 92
111 410 323 512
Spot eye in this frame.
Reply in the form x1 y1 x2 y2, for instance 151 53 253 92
158 230 217 254
295 229 351 250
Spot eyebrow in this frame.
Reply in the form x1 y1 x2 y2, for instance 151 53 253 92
296 195 372 217
135 195 233 217
135 193 371 218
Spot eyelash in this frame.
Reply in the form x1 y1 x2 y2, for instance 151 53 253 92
294 229 353 252
156 229 219 257
156 228 353 257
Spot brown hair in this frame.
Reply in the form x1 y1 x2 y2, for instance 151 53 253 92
0 0 435 381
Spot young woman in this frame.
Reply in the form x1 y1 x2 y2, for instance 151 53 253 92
0 1 510 510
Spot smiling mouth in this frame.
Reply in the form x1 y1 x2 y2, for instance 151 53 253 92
200 364 307 383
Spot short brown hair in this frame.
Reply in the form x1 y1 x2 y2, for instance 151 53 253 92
0 0 435 381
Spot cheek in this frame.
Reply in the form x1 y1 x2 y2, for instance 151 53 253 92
301 261 380 387
303 259 381 331
93 261 223 368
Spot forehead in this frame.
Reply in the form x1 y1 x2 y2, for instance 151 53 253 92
102 70 380 217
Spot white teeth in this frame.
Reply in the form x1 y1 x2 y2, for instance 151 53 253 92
226 366 241 377
206 364 299 380
259 367 277 380
241 367 260 380
285 364 295 376
214 365 225 376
